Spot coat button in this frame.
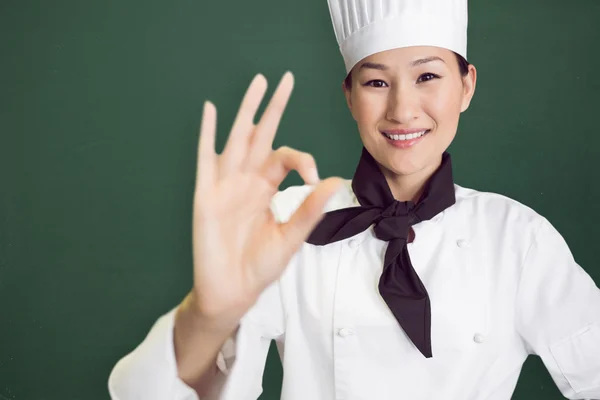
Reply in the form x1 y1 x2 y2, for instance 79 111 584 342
456 239 470 248
473 333 485 343
338 328 354 337
348 239 359 248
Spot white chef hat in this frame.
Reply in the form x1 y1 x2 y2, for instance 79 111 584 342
327 0 469 74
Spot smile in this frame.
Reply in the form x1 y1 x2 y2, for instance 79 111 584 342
382 130 430 141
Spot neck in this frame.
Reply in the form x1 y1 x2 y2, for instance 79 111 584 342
379 156 443 203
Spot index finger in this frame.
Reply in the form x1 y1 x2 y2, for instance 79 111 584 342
278 177 344 252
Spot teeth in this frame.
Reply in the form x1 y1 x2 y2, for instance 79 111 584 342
384 130 428 141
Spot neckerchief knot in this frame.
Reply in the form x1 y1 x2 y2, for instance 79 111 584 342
373 202 411 242
306 147 455 358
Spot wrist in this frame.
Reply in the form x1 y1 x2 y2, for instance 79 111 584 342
177 292 243 336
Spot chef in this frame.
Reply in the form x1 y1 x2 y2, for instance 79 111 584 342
108 0 600 399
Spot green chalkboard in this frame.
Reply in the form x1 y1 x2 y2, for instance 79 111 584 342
1 0 599 399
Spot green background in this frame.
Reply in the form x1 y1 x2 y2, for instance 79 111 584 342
1 0 599 398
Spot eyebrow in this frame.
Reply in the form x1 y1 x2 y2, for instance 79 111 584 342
358 56 446 71
359 62 388 71
410 56 446 67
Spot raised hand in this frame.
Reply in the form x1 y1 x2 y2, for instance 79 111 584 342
189 72 343 321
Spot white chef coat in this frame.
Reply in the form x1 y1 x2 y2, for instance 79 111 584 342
108 181 600 400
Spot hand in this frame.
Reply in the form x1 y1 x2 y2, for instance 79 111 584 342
189 72 343 323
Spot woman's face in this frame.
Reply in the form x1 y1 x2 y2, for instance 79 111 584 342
343 46 477 179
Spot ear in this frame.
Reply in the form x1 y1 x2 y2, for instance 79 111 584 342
460 64 477 113
342 81 353 112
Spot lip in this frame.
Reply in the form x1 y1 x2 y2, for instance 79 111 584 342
381 128 431 135
381 129 430 149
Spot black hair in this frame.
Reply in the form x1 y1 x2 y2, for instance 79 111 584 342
343 51 470 90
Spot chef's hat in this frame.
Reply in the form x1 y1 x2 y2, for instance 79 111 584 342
327 0 469 73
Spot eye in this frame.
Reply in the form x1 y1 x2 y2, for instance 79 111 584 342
417 73 440 83
363 79 388 88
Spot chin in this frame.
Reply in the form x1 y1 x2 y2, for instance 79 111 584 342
383 157 427 177
367 143 431 177
368 130 452 176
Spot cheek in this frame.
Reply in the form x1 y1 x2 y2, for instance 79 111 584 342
352 91 387 125
422 84 463 127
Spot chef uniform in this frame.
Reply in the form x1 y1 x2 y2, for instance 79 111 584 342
108 0 600 399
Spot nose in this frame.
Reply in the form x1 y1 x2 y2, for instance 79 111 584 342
385 85 419 124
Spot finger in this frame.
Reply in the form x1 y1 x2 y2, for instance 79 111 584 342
260 146 320 189
220 74 268 178
278 177 344 253
246 72 294 169
196 101 217 193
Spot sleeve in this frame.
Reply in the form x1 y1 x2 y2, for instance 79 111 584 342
108 278 286 400
516 217 600 399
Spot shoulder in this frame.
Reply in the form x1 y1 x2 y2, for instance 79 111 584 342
453 184 538 214
451 184 548 238
270 179 355 223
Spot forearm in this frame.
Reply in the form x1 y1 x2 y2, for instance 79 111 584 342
173 294 241 397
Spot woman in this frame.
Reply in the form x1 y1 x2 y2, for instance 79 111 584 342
108 0 600 399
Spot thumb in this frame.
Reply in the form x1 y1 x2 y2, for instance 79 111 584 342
278 177 344 254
